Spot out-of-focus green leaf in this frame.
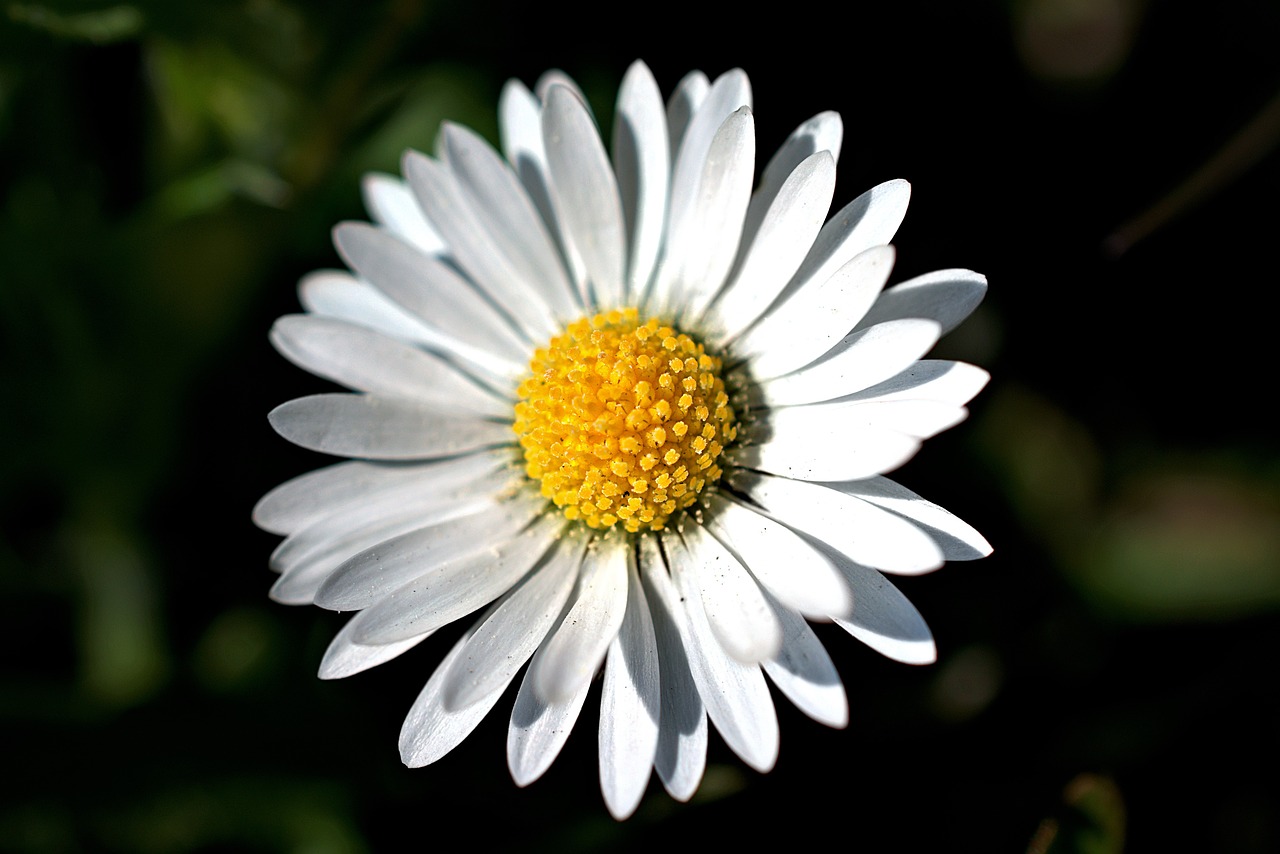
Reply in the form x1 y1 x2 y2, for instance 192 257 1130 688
1078 468 1280 620
1028 774 1126 854
6 2 143 43
69 514 168 706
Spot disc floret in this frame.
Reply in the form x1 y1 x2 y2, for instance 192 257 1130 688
514 308 737 533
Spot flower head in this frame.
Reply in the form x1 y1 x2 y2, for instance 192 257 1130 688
256 61 992 819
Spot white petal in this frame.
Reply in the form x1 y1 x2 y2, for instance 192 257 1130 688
730 417 921 483
439 123 579 321
707 150 836 339
830 477 992 560
317 610 433 680
666 522 782 664
440 536 585 710
663 543 779 773
664 70 709 160
543 85 627 308
331 222 529 373
661 107 756 321
665 69 751 252
599 556 660 820
639 534 706 802
314 493 547 612
402 151 560 340
533 538 629 703
844 359 990 407
507 637 592 787
399 603 512 768
856 268 987 335
269 464 520 605
299 270 447 350
254 460 415 537
755 319 942 407
762 603 848 728
253 449 512 537
268 393 512 460
728 471 945 575
612 60 669 302
828 552 937 664
270 315 511 418
534 69 586 107
733 245 896 380
361 173 446 255
701 492 852 619
738 111 842 257
776 178 911 310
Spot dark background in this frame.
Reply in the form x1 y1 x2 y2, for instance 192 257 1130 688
3 0 1278 851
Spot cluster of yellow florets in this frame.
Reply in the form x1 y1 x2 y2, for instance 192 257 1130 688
514 308 737 533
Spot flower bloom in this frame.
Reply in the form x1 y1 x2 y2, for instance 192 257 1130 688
255 61 992 819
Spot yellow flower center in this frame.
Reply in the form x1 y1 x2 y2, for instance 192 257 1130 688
514 308 738 533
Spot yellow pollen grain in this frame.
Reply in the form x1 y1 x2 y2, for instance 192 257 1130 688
513 308 736 533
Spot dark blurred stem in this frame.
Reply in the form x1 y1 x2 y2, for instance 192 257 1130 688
1105 87 1280 257
285 0 426 192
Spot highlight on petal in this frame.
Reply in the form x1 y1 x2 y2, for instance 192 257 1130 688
268 393 513 460
599 554 661 820
762 601 849 728
532 537 630 704
639 534 707 802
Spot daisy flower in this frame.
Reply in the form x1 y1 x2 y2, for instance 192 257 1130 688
255 60 992 819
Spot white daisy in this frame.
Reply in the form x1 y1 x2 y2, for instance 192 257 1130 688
255 60 992 819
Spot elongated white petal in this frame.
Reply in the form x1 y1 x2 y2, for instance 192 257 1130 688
507 637 593 787
664 70 709 160
739 111 842 256
399 603 511 768
441 536 585 710
599 557 660 820
299 270 446 350
776 178 911 308
844 359 990 407
253 450 512 537
270 315 510 418
639 535 706 801
666 522 782 664
331 222 529 371
830 477 993 560
701 492 852 619
756 319 942 407
728 471 945 575
269 468 520 605
763 397 965 449
733 245 896 379
763 603 848 728
361 173 446 255
828 552 936 664
315 494 546 611
613 60 669 301
664 107 756 320
318 610 434 680
439 123 579 321
708 150 836 339
663 543 779 773
543 85 627 309
499 81 561 239
856 268 987 335
534 68 586 107
533 539 629 703
731 421 921 483
268 393 512 460
402 151 559 340
665 69 751 251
